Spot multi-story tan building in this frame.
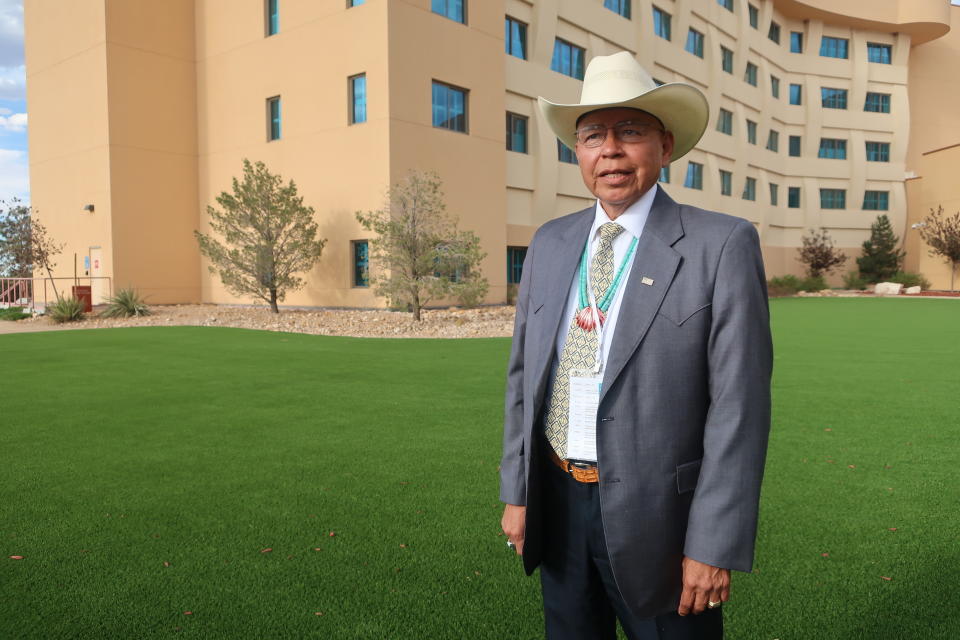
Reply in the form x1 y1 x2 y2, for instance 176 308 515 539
23 0 960 308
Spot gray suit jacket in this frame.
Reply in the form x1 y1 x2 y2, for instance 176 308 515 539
500 187 773 618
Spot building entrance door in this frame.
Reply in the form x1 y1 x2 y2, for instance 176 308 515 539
89 247 105 304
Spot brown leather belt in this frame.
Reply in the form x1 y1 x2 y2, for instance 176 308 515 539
549 448 599 483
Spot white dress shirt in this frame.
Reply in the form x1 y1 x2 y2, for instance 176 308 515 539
553 184 656 374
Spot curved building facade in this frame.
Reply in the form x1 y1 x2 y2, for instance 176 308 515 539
24 0 959 307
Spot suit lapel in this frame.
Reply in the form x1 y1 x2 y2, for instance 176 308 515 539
600 188 684 403
531 208 594 407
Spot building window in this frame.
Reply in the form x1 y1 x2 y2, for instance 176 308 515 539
432 0 465 24
864 92 891 113
867 42 892 64
718 0 734 11
432 81 467 132
659 166 670 183
348 0 365 6
719 169 732 196
745 62 758 86
653 6 671 40
866 141 890 162
821 87 848 109
818 138 847 159
684 162 703 190
790 31 803 53
766 130 779 152
353 240 369 287
507 246 527 284
788 186 801 208
863 191 889 211
505 17 527 59
770 183 779 206
820 188 846 209
558 140 577 164
770 75 780 99
742 176 756 201
746 119 757 145
266 0 279 36
349 74 366 124
720 46 734 73
788 135 801 157
820 36 848 59
267 96 281 141
717 108 733 135
551 38 585 79
686 28 704 58
748 4 758 28
506 112 528 153
789 83 802 105
604 0 631 19
768 21 781 44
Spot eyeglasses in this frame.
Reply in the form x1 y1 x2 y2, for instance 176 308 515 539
574 121 665 148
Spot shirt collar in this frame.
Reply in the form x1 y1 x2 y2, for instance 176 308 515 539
591 183 657 240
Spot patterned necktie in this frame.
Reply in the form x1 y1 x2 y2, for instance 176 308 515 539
544 222 625 460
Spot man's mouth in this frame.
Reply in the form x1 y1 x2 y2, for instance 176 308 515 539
598 170 632 184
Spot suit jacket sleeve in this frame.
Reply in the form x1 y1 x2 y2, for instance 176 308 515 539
499 239 536 506
683 219 773 572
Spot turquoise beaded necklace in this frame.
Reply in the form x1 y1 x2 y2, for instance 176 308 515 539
574 233 638 330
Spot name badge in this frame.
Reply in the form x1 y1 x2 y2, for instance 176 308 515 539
566 372 601 462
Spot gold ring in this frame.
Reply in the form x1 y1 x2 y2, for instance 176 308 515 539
707 600 721 609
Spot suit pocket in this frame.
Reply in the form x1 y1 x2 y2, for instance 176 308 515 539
676 458 702 494
657 302 712 327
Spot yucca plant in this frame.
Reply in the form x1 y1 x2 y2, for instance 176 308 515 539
47 297 85 324
99 288 151 318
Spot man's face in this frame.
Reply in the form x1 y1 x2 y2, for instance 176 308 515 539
574 108 675 216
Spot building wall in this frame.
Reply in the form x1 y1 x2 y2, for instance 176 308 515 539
25 0 955 307
903 4 960 287
24 0 113 303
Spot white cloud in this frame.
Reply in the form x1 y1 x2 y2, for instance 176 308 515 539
0 63 24 100
0 0 23 68
0 109 24 131
0 147 29 204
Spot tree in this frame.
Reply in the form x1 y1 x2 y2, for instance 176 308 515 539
797 227 847 279
194 159 326 313
355 170 488 321
29 217 65 301
856 214 905 283
0 199 33 278
917 205 960 291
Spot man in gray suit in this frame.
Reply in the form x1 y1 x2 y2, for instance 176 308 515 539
499 52 772 639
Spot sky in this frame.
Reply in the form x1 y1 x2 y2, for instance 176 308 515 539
0 0 27 206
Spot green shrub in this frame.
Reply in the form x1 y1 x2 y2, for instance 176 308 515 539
99 288 151 318
842 271 869 290
0 306 30 321
767 275 802 296
888 271 931 290
47 297 85 324
800 275 827 292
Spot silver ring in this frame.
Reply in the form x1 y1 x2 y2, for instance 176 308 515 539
707 600 721 609
506 540 516 550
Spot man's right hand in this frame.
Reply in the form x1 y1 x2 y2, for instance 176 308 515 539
501 504 526 555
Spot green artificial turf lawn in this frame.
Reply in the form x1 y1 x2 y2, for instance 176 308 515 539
1 298 958 639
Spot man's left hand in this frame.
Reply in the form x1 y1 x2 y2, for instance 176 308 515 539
677 556 730 616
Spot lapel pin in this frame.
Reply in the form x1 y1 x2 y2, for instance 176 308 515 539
641 277 654 286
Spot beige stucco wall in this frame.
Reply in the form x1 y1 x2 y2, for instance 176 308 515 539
24 0 113 303
24 0 956 306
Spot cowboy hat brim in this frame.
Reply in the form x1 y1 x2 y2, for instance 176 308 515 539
538 83 709 161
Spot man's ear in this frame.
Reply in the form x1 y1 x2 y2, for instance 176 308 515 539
661 131 676 166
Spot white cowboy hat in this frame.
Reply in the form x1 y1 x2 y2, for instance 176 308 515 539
538 51 708 161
